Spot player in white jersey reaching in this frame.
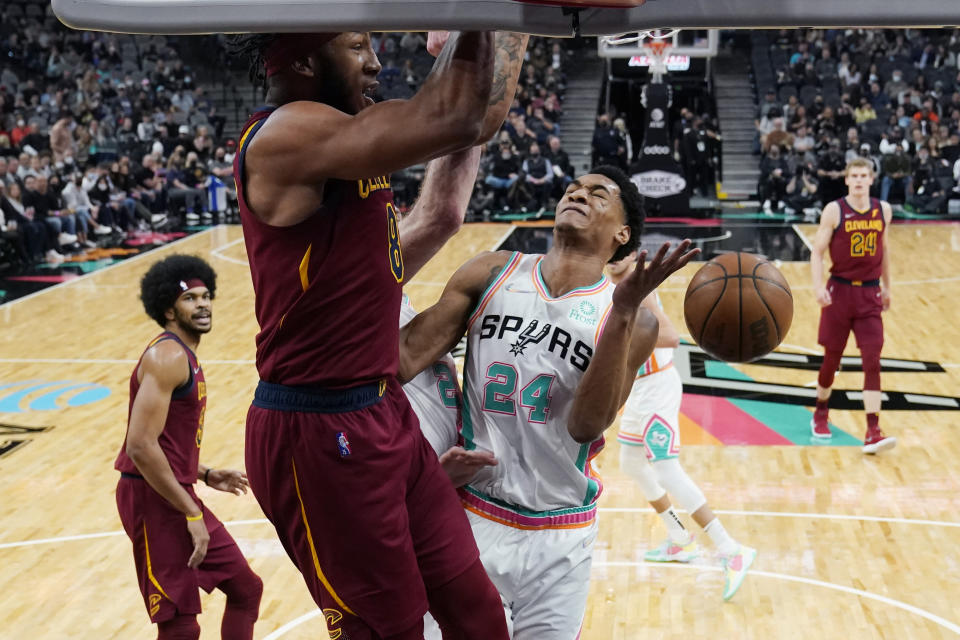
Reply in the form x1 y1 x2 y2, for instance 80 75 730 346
399 165 699 639
607 252 756 601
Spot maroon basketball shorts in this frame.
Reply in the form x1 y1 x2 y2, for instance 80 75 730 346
245 377 479 639
115 475 251 623
818 277 884 351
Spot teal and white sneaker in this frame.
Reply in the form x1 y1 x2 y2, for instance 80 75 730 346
721 545 757 601
644 536 700 563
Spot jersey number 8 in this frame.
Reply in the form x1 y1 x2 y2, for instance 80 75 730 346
386 203 404 282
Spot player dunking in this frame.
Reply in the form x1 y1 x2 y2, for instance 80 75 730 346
115 255 262 640
607 253 756 601
399 167 698 638
227 31 527 639
810 157 896 453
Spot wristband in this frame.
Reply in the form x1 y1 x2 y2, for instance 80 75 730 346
204 468 212 485
186 512 203 522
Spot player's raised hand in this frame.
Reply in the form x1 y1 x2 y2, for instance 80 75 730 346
612 240 699 314
207 469 250 496
427 31 451 57
186 515 210 568
438 446 497 488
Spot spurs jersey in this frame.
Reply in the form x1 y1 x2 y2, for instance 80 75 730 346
459 252 615 527
636 292 674 378
400 295 461 456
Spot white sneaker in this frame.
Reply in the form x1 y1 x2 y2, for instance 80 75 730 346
762 199 772 213
151 213 168 224
82 239 97 248
45 249 64 265
58 232 78 245
94 224 113 235
185 213 200 224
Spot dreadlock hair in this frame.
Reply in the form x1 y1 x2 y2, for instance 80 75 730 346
588 164 645 263
140 254 218 327
224 33 279 92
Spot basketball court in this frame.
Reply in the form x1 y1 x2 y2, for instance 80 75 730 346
0 219 958 638
3 0 959 636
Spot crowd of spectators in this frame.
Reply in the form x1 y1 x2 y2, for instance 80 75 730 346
0 3 236 268
753 28 960 215
0 14 580 271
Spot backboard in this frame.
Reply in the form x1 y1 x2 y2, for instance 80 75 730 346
51 0 960 36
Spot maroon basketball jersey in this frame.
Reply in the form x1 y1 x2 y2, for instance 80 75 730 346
235 107 404 386
115 332 207 485
829 197 885 282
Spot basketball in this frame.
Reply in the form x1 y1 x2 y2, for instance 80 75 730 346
683 252 793 363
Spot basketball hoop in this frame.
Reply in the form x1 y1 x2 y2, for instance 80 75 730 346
600 28 678 82
600 28 680 48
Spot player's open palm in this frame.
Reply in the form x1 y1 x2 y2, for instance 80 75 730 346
207 468 250 496
612 240 699 314
439 446 497 488
186 517 210 569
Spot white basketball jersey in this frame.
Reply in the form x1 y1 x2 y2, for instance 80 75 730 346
637 292 674 377
460 252 615 524
400 295 460 456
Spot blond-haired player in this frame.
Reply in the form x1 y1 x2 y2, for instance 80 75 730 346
810 158 895 453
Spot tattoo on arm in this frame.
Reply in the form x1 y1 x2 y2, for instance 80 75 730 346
488 32 527 108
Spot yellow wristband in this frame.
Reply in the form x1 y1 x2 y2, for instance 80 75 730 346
186 512 203 522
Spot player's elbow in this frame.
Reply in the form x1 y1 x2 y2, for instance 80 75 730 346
567 417 608 444
125 438 150 466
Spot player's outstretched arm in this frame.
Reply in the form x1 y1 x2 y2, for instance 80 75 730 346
125 341 210 568
568 241 698 443
250 31 494 186
398 251 513 382
399 32 529 278
399 146 483 280
642 292 681 349
810 201 840 307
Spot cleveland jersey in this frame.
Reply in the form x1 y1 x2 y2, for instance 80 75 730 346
235 107 404 386
115 332 207 485
459 252 615 522
400 295 461 456
829 197 885 282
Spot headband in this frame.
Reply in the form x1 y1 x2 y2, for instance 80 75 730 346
264 33 339 77
179 278 207 292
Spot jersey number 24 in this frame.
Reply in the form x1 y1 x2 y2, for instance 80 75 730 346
483 362 555 424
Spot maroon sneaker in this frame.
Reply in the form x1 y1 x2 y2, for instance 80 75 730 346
863 425 897 454
811 415 832 439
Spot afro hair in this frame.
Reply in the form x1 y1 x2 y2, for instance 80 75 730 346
140 254 217 327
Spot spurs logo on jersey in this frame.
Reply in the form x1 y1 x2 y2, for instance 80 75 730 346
479 314 593 369
461 252 614 520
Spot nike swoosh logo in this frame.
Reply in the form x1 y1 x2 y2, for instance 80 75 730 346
193 367 200 374
504 284 536 293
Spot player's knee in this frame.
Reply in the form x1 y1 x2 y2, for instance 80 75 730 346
221 570 263 616
619 445 666 502
861 345 882 390
428 559 508 639
652 459 706 514
818 349 843 389
157 614 201 640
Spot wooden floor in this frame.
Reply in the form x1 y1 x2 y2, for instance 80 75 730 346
1 222 958 639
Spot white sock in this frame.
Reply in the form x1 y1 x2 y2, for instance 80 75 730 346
704 519 739 555
658 507 691 544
